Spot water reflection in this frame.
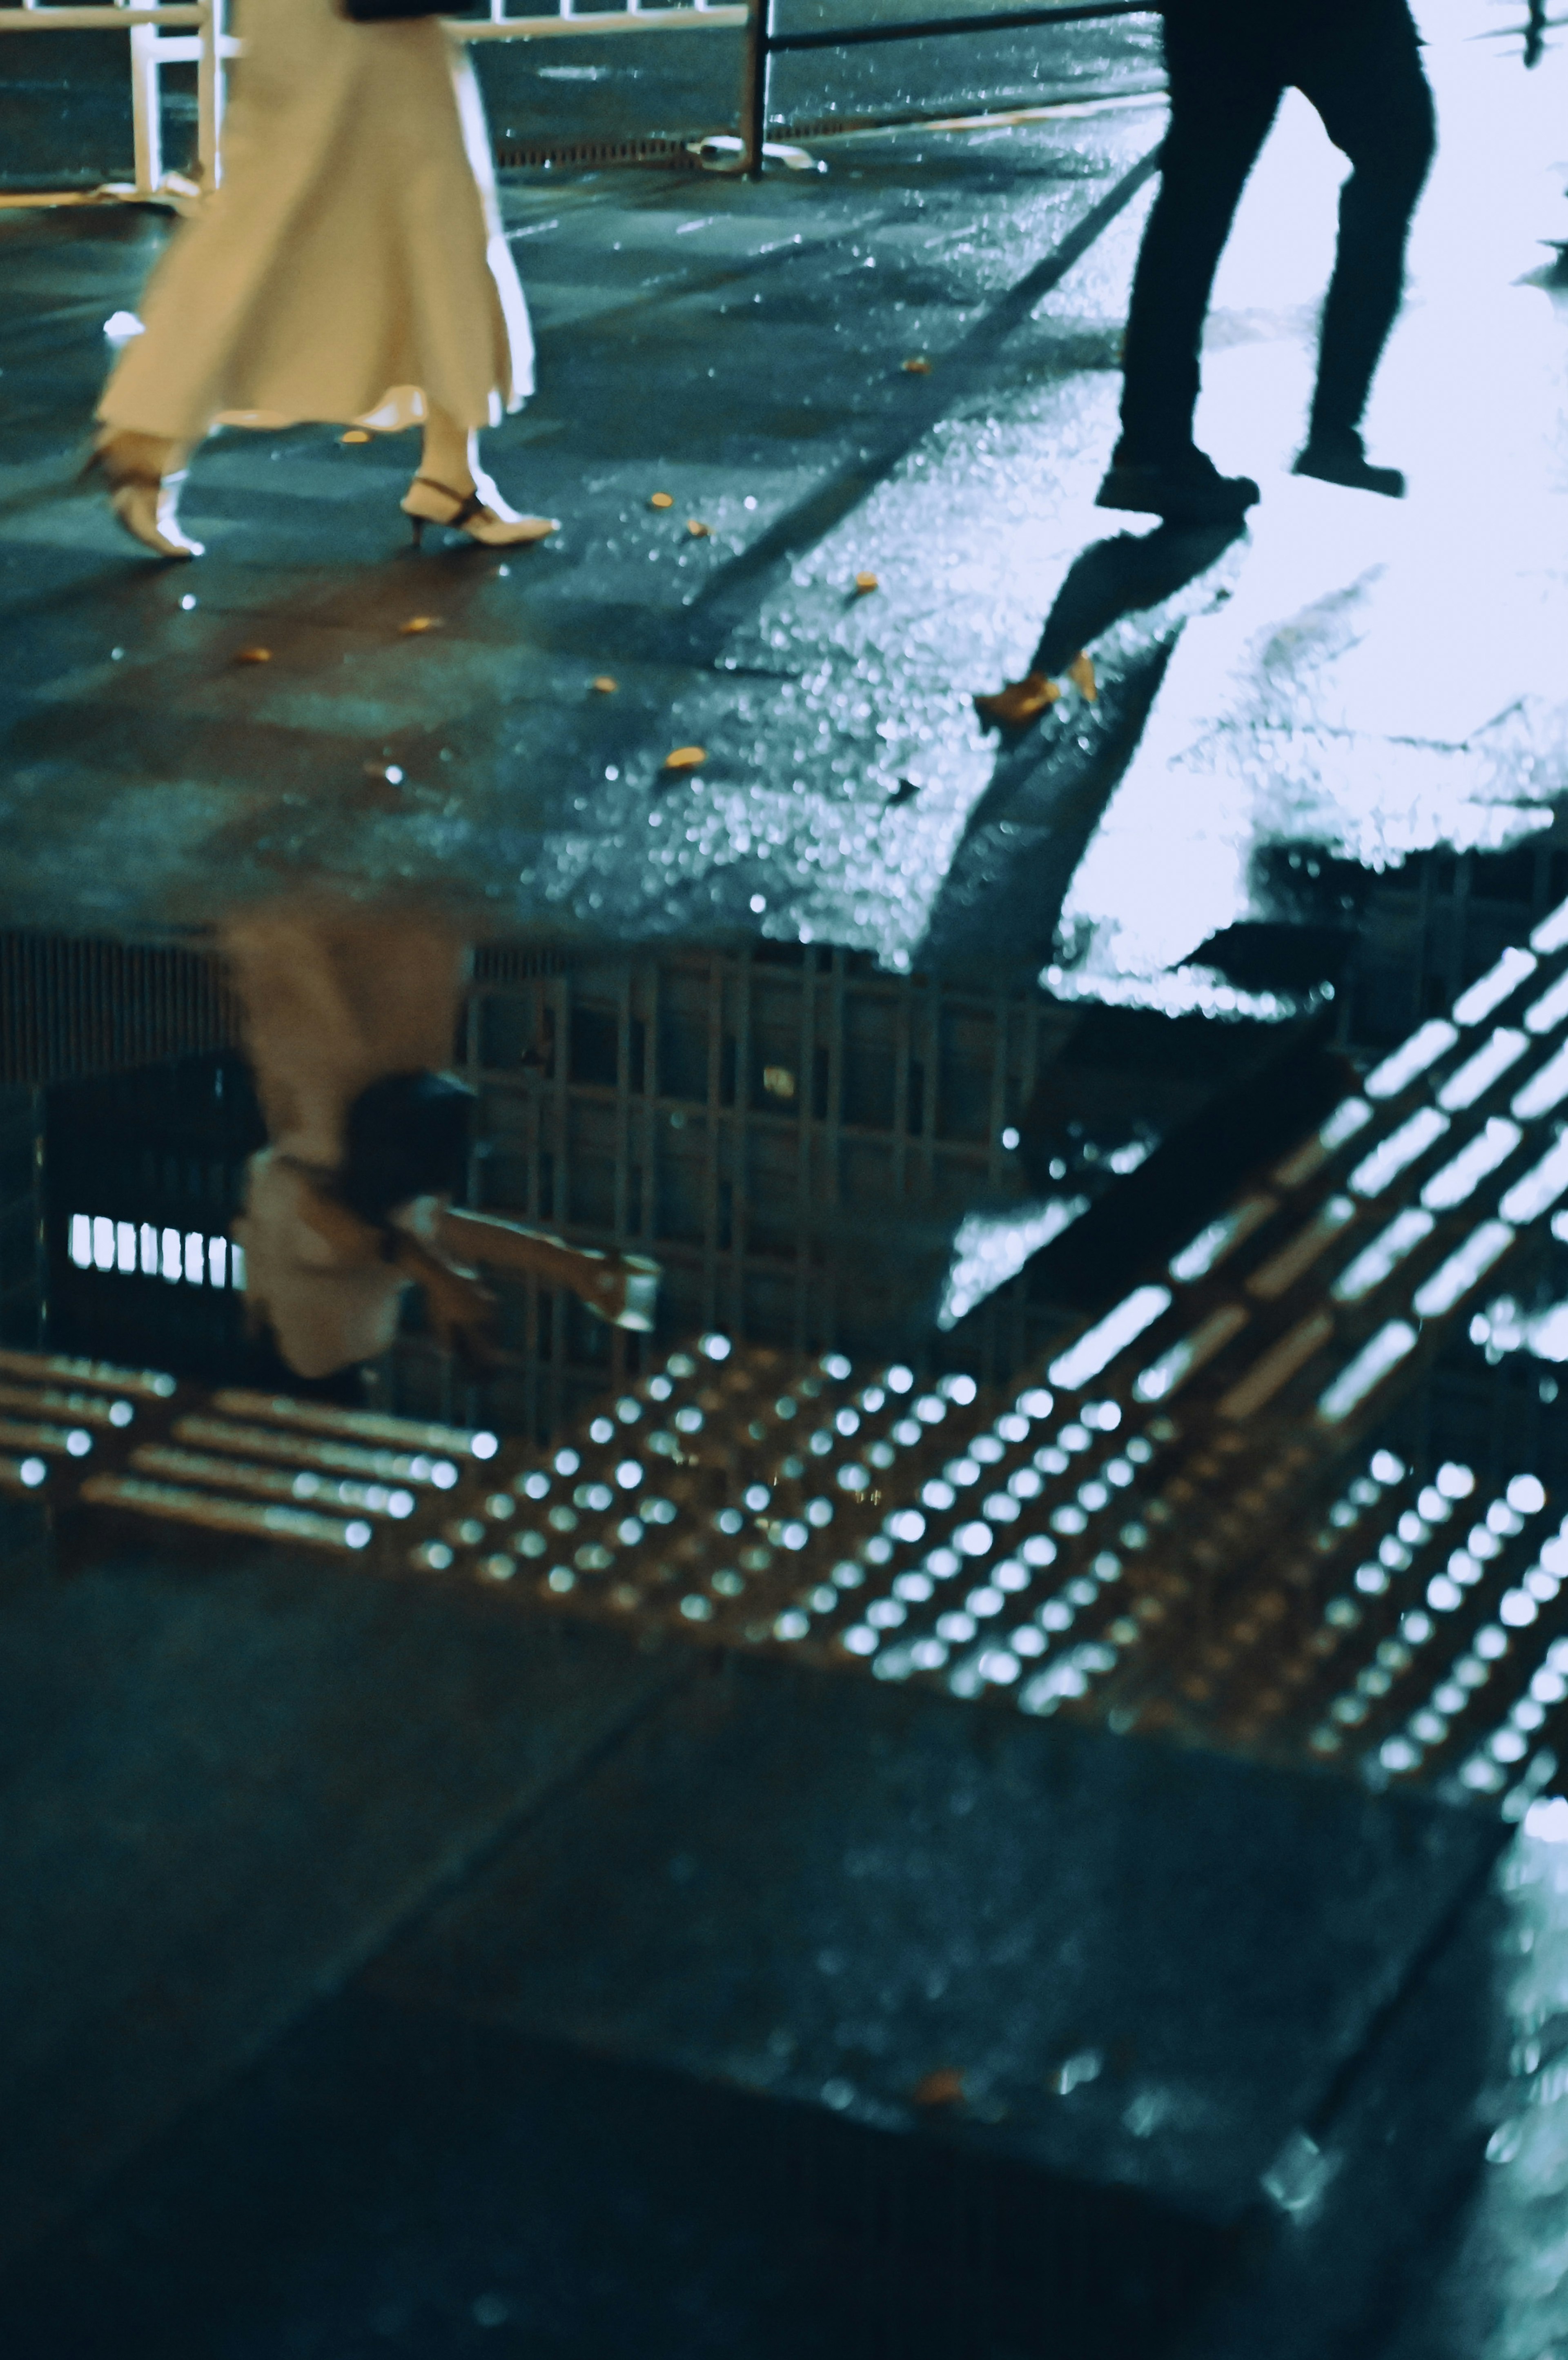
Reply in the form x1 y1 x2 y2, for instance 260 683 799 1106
223 904 657 1401
31 912 1114 1434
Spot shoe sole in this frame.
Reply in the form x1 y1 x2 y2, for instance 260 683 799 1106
1095 474 1258 526
1292 460 1405 499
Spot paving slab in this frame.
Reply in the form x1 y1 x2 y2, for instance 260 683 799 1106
365 1650 1505 2228
0 1537 682 2267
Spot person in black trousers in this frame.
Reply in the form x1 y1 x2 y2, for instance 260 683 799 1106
1097 0 1436 525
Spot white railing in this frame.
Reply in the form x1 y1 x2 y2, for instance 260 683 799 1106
0 0 1147 201
458 4 748 42
0 0 747 204
0 0 231 199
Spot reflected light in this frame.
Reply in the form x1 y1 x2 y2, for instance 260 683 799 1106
1049 1285 1171 1391
938 1198 1087 1330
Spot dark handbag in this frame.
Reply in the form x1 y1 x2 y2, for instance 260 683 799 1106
340 0 443 19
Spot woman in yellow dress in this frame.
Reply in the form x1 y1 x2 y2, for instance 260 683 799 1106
93 0 555 559
223 904 657 1394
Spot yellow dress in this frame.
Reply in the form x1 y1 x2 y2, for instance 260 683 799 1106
100 0 533 442
222 905 469 1378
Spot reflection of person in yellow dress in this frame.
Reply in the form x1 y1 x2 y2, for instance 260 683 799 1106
223 907 656 1398
92 0 556 559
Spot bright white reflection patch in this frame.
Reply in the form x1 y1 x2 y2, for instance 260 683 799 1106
1421 1118 1522 1212
1331 1208 1435 1303
1454 949 1538 1029
1365 1020 1458 1101
1168 1197 1275 1283
1412 1222 1515 1320
1041 963 1316 1023
1524 969 1568 1037
1473 1296 1568 1366
1438 1031 1528 1112
1049 1286 1172 1392
938 1198 1087 1331
1501 1135 1568 1226
1316 1322 1418 1424
1133 1305 1249 1403
1511 1042 1568 1121
1349 1107 1449 1198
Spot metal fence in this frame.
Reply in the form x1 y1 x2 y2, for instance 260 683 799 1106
0 0 1149 201
0 0 228 201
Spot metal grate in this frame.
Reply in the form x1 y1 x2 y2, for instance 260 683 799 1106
0 931 236 1088
0 1086 43 1351
389 945 1076 1437
1337 841 1568 1055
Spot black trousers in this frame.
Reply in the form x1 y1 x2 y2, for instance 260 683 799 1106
1118 0 1435 460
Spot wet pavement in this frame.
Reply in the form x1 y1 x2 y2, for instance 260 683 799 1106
0 7 1562 1010
0 92 1166 966
6 5 1568 2356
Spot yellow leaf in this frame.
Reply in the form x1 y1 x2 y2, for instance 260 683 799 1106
233 646 272 665
686 519 711 539
400 616 442 635
339 429 372 445
902 356 932 374
592 675 618 694
1068 652 1098 702
912 2068 965 2107
973 672 1061 728
854 571 879 595
663 745 706 771
650 492 675 510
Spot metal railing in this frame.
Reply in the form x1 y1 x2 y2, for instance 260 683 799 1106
739 0 1148 171
0 0 1149 200
0 0 230 201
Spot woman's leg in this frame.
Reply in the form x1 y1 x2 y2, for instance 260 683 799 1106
418 403 479 497
404 403 559 545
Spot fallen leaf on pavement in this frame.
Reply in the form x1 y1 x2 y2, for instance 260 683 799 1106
973 672 1061 728
663 745 706 771
912 2069 966 2108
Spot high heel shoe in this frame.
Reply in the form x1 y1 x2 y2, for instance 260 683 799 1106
402 471 558 550
974 672 1061 731
83 435 204 560
578 1251 662 1334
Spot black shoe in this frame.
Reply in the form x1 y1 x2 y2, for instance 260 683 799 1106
1095 445 1260 525
1292 426 1405 498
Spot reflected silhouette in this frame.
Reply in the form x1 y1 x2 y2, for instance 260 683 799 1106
920 520 1248 980
222 904 657 1398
